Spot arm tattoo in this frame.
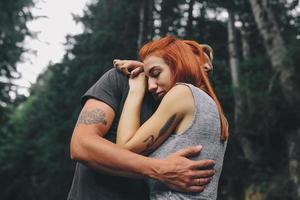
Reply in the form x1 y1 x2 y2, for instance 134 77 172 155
142 114 177 151
143 135 155 149
159 114 176 137
76 108 107 125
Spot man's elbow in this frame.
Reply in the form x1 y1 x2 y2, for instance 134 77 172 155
70 143 81 161
70 145 79 161
70 136 87 162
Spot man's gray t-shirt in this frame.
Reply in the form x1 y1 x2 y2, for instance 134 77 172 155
67 68 157 200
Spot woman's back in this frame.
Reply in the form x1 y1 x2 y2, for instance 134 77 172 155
148 83 227 200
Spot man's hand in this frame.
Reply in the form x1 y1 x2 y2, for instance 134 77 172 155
154 145 215 193
113 59 144 77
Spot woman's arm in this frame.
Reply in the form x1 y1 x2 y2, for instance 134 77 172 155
116 72 147 145
117 83 193 154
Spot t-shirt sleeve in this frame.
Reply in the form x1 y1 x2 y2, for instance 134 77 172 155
81 68 128 113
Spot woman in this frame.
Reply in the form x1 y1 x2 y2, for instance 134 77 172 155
114 35 228 200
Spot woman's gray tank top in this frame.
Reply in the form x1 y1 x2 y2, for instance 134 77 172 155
148 83 227 200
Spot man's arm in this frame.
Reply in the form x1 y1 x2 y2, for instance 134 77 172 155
70 98 144 177
70 96 215 192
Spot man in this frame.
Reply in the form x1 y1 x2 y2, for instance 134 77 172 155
67 67 215 200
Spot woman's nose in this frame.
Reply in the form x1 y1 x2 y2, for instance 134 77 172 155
148 78 157 92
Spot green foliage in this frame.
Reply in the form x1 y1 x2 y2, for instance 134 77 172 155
0 0 299 199
0 1 34 197
0 0 141 199
0 0 34 122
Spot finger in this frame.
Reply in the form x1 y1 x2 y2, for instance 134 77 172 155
113 59 120 65
186 185 205 193
113 60 124 69
168 184 205 193
131 71 145 79
173 145 202 157
113 59 127 68
130 67 144 78
120 67 131 75
190 169 215 178
119 61 135 75
113 59 127 67
125 61 142 72
190 159 216 170
188 177 212 186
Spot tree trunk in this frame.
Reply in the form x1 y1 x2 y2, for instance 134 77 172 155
287 130 300 198
240 26 250 60
145 0 154 41
228 9 255 161
239 23 253 124
185 0 195 38
228 11 242 130
160 0 179 36
228 10 252 199
249 0 300 107
137 0 146 54
249 0 300 198
137 0 154 57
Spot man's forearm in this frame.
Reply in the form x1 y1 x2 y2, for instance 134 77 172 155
71 132 160 179
71 126 215 192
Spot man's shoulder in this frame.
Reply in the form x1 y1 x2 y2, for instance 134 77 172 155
80 68 129 108
101 68 128 83
99 68 129 92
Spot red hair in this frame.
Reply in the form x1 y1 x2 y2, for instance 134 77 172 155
139 35 228 141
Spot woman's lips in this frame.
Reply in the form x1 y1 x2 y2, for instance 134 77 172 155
156 91 164 98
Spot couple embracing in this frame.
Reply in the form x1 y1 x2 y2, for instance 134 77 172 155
68 35 228 200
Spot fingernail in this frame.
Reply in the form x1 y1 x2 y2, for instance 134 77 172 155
197 145 202 150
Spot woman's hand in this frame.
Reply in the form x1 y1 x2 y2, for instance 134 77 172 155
128 72 147 96
113 59 144 78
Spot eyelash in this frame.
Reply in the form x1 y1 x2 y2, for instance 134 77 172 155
152 71 160 77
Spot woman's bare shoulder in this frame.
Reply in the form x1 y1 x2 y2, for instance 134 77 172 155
161 84 194 114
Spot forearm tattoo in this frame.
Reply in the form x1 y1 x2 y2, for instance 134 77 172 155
143 135 155 149
159 114 176 137
76 108 107 125
142 114 177 153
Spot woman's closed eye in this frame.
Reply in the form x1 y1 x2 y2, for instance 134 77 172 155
151 70 160 78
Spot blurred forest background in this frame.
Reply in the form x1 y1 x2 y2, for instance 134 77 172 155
1 0 300 199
